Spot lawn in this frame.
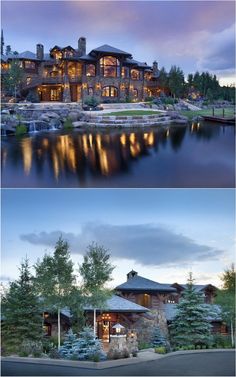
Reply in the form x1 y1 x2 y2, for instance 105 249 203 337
180 108 235 120
103 110 162 116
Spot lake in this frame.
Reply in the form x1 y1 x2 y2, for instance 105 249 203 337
1 123 235 188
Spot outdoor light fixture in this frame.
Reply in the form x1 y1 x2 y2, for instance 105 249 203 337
112 323 125 334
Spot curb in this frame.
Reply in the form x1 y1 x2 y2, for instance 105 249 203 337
1 349 234 370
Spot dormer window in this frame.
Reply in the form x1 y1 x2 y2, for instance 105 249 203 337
100 56 120 78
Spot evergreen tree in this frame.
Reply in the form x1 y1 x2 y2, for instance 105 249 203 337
2 59 24 98
2 258 43 353
168 65 185 98
158 67 169 92
59 327 105 361
151 326 167 348
34 237 78 349
79 243 114 337
170 273 213 348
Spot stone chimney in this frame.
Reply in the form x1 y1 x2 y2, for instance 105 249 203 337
36 43 44 60
78 37 86 57
152 60 158 78
127 270 138 280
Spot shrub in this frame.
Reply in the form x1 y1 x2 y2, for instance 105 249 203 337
212 334 232 349
49 348 61 359
155 346 167 354
42 338 55 354
144 96 154 102
138 341 151 350
84 96 100 108
63 118 73 129
20 340 43 357
15 124 27 135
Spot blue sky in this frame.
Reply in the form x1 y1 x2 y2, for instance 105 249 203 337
1 1 235 85
1 189 235 288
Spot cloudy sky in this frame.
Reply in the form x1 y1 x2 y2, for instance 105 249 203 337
1 1 235 85
1 189 235 288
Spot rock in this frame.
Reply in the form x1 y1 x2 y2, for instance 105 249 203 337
68 111 82 121
44 111 61 119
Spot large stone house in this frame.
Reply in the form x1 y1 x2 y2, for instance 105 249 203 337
1 36 161 103
43 270 226 343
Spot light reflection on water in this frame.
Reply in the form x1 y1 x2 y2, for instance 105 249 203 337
1 123 235 188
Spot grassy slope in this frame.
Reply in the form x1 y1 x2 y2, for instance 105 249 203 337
103 110 162 116
180 108 235 120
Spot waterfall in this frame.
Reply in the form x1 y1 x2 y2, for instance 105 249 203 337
29 121 37 133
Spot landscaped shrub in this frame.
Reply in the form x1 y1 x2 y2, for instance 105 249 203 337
63 118 73 129
15 124 27 135
150 326 167 348
42 338 55 354
155 346 167 354
84 96 100 108
138 341 152 350
59 327 106 361
212 334 232 349
20 340 43 357
48 348 61 359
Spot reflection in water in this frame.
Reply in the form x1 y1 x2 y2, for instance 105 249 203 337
1 123 235 188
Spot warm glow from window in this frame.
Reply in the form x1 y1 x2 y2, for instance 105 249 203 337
100 56 120 77
86 64 95 77
102 86 118 97
131 69 140 80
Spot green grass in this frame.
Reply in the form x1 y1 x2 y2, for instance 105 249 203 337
180 108 235 120
103 110 162 116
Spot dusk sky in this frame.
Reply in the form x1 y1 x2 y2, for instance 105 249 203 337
1 1 235 85
1 189 235 288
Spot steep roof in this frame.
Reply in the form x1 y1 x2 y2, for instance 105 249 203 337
116 275 176 292
164 303 222 321
125 58 151 69
173 283 217 292
91 44 131 56
84 294 149 313
17 51 39 60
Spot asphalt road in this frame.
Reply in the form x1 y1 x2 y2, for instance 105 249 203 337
1 351 235 376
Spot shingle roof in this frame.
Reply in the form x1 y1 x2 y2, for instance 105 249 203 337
84 294 149 313
79 54 97 62
176 284 216 292
17 51 39 60
164 303 222 321
91 44 131 56
125 58 151 69
116 275 176 292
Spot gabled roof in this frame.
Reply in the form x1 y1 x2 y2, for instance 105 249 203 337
125 58 151 69
84 294 149 313
91 44 131 56
17 51 39 60
164 303 222 321
116 275 176 292
172 283 217 292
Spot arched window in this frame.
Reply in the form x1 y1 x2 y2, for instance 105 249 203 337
86 64 95 77
102 86 118 97
100 56 120 78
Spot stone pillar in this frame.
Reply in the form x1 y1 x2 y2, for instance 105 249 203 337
63 75 71 102
109 335 127 351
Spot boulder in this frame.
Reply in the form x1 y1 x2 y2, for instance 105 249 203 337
67 111 81 122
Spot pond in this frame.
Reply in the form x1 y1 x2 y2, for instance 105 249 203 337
1 123 235 188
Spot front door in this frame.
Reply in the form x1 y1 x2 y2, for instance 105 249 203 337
50 88 60 101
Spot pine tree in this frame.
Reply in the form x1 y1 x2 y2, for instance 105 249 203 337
151 326 167 348
1 258 43 353
169 273 213 348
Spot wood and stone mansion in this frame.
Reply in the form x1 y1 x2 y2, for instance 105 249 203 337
1 36 162 103
43 270 225 343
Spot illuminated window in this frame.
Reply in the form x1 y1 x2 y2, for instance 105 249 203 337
102 86 118 97
100 56 120 78
131 69 140 80
137 294 151 308
86 64 95 77
133 89 138 98
122 67 129 78
88 87 94 95
25 61 35 69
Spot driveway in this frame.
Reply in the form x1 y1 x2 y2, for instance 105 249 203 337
1 350 235 376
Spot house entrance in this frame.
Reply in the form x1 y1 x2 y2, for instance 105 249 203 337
50 88 60 101
96 313 117 342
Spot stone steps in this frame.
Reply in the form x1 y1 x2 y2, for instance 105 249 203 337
101 102 146 110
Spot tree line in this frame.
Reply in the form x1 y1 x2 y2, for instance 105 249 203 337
158 66 235 102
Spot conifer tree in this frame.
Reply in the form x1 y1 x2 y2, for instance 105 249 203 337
2 258 43 353
151 325 167 348
170 273 212 348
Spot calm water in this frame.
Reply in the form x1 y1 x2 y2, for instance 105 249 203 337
1 123 235 188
